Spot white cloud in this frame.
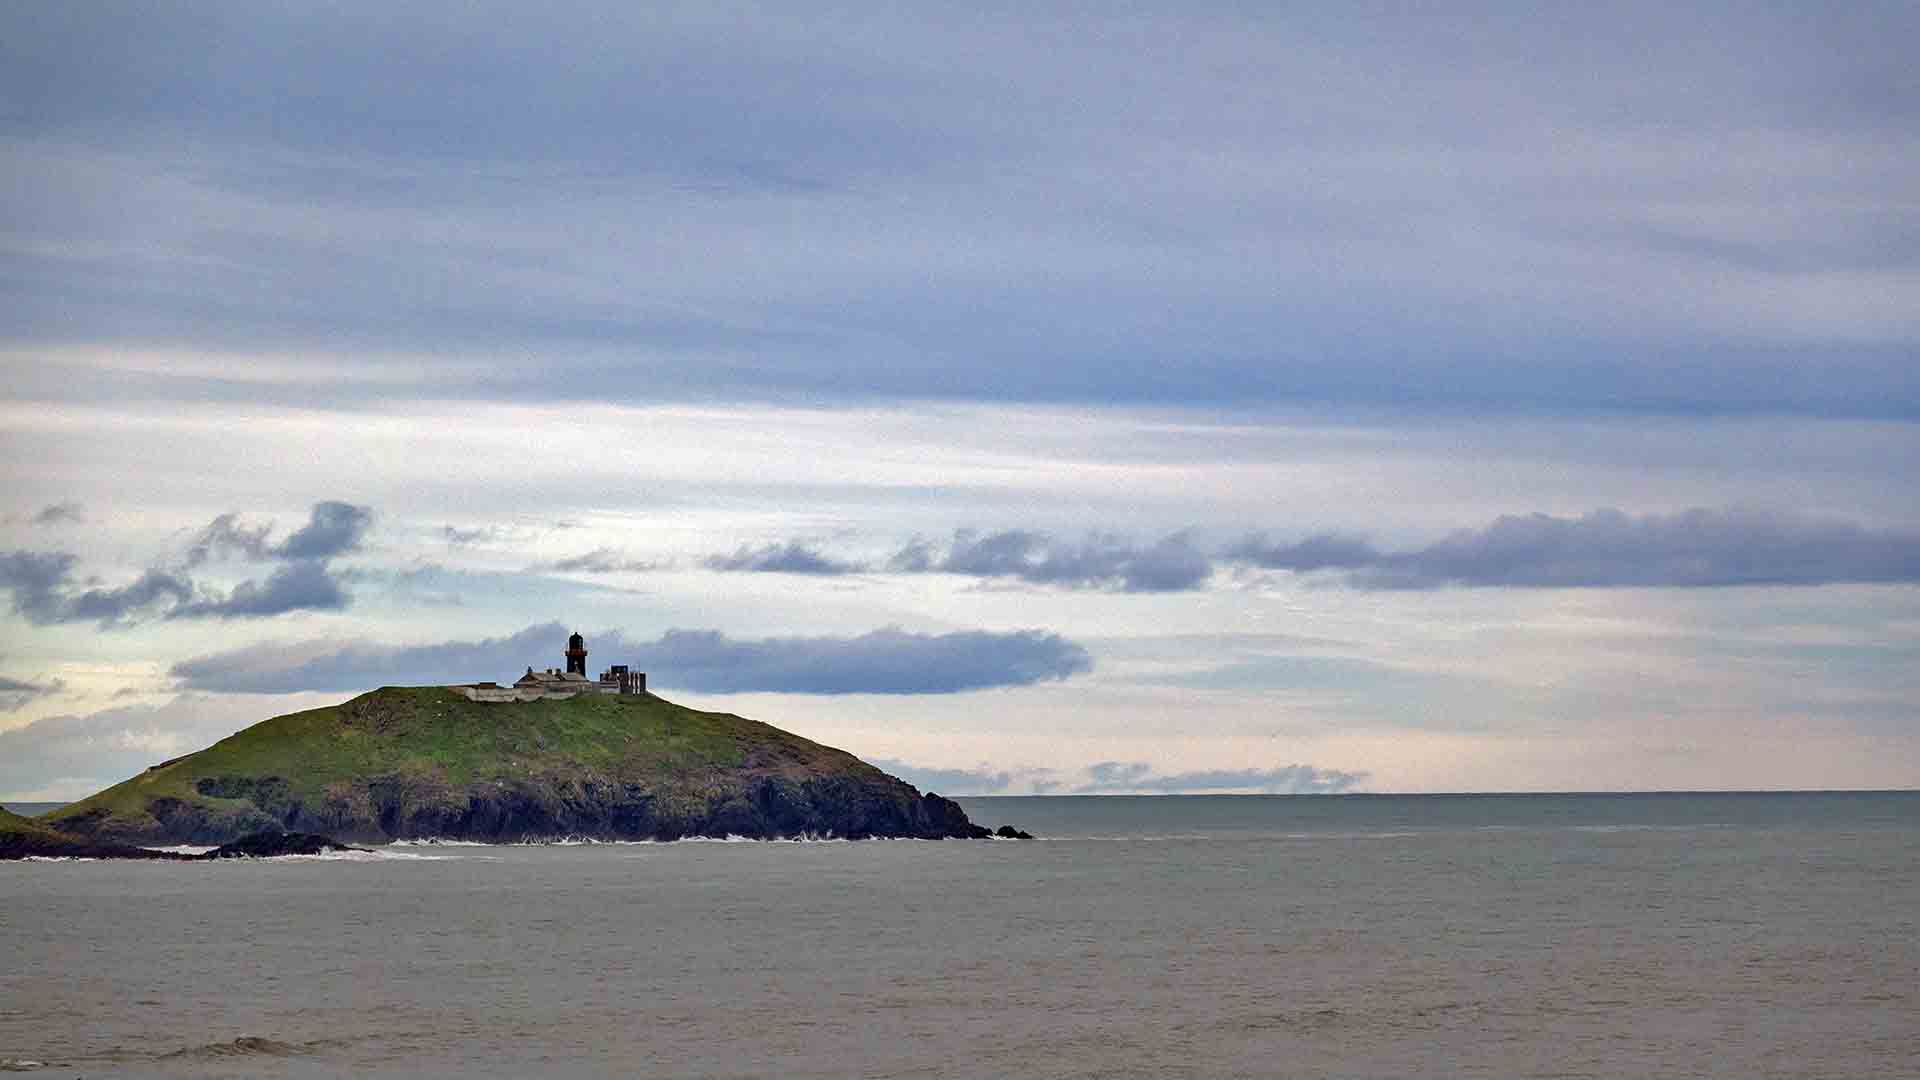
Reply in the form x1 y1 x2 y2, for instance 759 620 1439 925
0 693 338 802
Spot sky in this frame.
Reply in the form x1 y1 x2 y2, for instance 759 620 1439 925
2 2 1917 801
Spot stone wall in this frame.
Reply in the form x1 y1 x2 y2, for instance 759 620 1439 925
446 683 629 703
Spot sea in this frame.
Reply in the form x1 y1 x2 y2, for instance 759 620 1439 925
2 792 1916 1078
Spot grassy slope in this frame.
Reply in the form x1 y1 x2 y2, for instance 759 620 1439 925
1 806 70 843
46 687 886 837
0 805 174 858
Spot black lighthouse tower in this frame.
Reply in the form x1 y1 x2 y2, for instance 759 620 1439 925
564 631 589 676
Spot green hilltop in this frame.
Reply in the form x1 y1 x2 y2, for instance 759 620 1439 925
43 686 990 845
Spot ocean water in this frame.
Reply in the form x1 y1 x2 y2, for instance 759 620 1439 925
3 792 1916 1078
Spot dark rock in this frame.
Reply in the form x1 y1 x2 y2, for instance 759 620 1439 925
920 792 992 839
146 794 279 844
994 825 1035 839
206 830 365 858
0 832 197 861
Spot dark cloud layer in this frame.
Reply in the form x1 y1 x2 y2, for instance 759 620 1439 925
30 502 84 525
889 508 1920 592
5 4 1915 417
893 530 1212 592
6 504 1912 633
1234 508 1920 589
171 621 1093 695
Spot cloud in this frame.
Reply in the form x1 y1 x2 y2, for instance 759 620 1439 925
30 502 84 525
893 530 1213 592
173 502 370 616
170 560 350 618
868 759 1012 795
0 500 371 625
864 758 1371 795
1225 532 1381 573
629 626 1094 694
67 567 198 623
186 512 274 565
442 524 502 546
0 694 329 802
1076 761 1368 794
0 673 65 712
864 757 1370 795
0 551 197 626
0 550 85 624
541 548 664 574
170 621 1093 695
186 502 372 565
0 549 353 625
273 501 373 560
704 541 863 576
867 759 1064 796
1231 507 1920 589
12 6 1919 418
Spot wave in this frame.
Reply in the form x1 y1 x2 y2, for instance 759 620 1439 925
403 832 870 846
1018 830 1419 841
682 833 853 844
0 1060 48 1072
550 833 848 844
154 1035 344 1062
202 847 473 862
295 848 464 862
1569 823 1734 833
79 1033 363 1070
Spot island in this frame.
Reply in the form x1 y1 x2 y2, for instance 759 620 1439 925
32 684 1011 848
13 632 1026 853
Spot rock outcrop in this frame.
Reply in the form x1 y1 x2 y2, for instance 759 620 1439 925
3 811 365 861
205 829 367 858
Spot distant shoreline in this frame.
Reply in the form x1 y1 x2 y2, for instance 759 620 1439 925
957 788 1920 799
1 803 70 817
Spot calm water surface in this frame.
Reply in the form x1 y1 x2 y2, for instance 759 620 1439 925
3 792 1916 1078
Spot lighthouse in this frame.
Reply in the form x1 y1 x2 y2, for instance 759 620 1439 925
447 628 646 701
